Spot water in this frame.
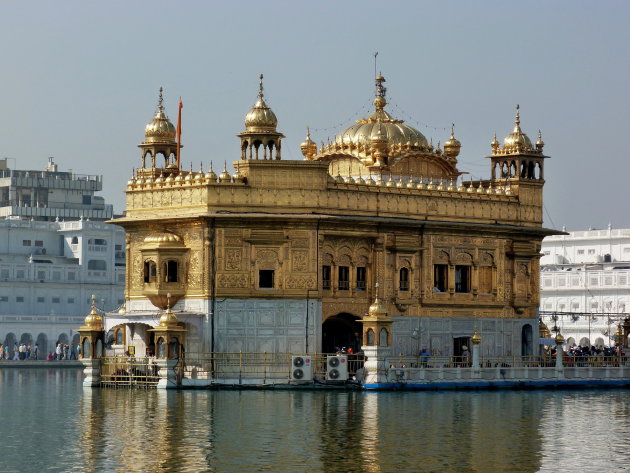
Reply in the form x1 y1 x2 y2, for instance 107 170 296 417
1 369 629 472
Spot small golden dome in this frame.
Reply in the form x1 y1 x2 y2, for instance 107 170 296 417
83 295 103 330
144 87 176 143
206 163 218 182
244 74 278 132
503 105 533 152
471 329 481 345
491 132 500 152
300 127 317 159
539 320 551 338
536 130 545 150
232 165 244 182
366 175 376 186
159 306 179 328
356 175 366 185
368 286 388 317
443 124 462 159
219 162 231 183
555 332 565 345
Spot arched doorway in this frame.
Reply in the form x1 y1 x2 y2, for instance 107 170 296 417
521 324 533 356
36 333 48 359
322 313 361 354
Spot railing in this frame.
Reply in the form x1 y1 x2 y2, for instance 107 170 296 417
184 352 365 381
99 352 366 387
100 356 160 387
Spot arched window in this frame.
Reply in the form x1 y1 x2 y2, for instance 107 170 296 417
163 260 179 283
115 328 123 345
366 329 375 346
144 260 156 283
82 338 91 358
399 267 410 291
169 337 180 359
71 236 78 244
157 337 166 359
379 328 389 347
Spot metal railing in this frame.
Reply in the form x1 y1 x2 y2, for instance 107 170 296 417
184 352 365 381
100 356 160 387
99 352 366 387
385 354 630 369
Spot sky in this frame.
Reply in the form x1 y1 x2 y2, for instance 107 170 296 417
0 0 627 231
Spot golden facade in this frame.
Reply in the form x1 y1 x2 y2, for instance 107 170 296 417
112 74 556 357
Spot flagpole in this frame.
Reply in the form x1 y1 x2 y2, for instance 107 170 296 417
176 97 183 169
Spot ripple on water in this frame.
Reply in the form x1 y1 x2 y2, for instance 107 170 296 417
0 371 629 472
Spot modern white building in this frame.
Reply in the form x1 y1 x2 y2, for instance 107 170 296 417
540 225 630 347
0 158 124 357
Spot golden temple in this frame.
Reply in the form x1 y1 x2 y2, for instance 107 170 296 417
108 73 556 359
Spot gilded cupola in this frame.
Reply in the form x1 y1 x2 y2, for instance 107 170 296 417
487 104 548 183
144 88 176 143
238 74 285 160
244 74 278 132
137 87 180 177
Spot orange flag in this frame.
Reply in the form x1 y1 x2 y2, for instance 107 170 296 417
176 97 183 169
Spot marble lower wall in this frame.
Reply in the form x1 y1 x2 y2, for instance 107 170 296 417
214 299 321 354
391 317 537 357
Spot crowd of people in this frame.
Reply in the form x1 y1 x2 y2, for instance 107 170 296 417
561 344 625 366
0 342 79 361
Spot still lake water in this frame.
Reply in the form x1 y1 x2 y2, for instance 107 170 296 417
0 368 629 473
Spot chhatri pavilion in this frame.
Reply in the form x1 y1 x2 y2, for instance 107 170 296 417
106 74 555 360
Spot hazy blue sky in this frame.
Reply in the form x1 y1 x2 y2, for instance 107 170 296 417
0 0 627 230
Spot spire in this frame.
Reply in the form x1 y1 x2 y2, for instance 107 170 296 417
157 87 165 114
374 74 387 110
514 104 521 132
258 73 264 100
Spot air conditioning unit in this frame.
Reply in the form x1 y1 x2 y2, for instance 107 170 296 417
326 355 348 381
291 356 312 382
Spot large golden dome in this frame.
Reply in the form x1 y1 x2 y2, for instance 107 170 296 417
144 87 176 143
333 75 429 152
244 74 278 132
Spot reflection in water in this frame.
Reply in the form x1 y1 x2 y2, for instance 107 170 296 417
0 370 629 472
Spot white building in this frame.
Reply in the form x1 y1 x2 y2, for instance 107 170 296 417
0 158 124 356
540 225 630 347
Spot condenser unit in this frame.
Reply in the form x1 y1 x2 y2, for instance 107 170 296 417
326 355 348 381
291 355 312 382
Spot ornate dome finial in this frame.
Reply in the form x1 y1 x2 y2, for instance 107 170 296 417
300 127 317 160
491 131 499 152
443 124 461 160
158 87 165 113
536 129 545 150
258 73 264 99
374 74 387 110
